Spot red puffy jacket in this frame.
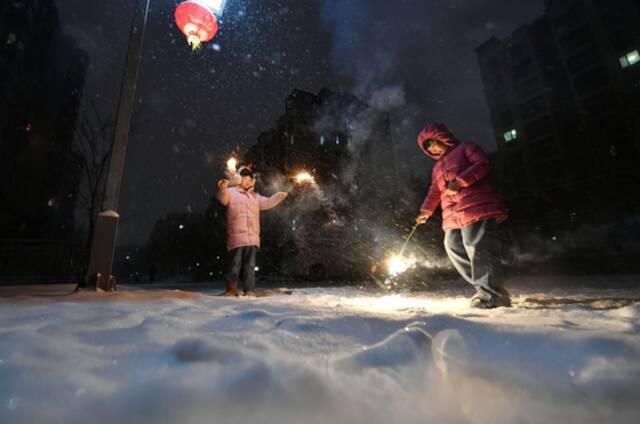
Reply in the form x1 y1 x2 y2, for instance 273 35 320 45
418 123 507 231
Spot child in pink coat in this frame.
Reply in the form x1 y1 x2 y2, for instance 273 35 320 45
217 167 288 296
415 123 510 308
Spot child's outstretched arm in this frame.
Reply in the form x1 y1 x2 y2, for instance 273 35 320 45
216 179 230 206
455 143 491 188
419 175 441 218
258 192 288 211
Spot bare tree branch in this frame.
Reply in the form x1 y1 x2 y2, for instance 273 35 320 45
72 100 145 246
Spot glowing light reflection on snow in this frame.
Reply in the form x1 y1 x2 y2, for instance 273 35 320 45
339 294 470 315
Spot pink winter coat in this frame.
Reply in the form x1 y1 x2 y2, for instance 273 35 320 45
418 123 507 231
217 186 287 251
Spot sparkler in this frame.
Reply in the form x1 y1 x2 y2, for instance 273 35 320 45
293 171 315 185
399 223 420 257
384 223 421 279
227 157 237 172
387 255 412 277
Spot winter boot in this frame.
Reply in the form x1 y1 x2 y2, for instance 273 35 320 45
470 287 511 309
222 280 238 297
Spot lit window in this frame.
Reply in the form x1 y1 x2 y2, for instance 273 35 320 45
345 118 355 130
504 129 518 142
48 198 56 208
336 135 341 145
619 50 639 68
320 135 325 145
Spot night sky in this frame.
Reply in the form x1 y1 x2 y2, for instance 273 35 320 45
56 0 543 245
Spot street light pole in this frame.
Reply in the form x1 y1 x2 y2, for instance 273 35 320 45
83 0 151 290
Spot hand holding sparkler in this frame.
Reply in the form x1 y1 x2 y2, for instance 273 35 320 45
217 178 229 189
415 211 431 225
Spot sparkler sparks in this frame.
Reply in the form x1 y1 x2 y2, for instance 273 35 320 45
387 254 411 277
227 157 237 172
386 253 419 277
294 171 315 185
383 253 419 290
381 223 422 287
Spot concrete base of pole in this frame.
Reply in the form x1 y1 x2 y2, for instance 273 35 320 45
80 210 120 292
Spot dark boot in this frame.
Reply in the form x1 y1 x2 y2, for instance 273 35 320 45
222 280 238 297
470 287 511 309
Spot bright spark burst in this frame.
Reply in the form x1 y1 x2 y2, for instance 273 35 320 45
294 171 315 185
227 158 237 172
387 254 412 277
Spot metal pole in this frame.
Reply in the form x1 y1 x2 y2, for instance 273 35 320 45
83 0 150 289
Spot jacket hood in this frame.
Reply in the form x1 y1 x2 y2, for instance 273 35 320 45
417 123 459 160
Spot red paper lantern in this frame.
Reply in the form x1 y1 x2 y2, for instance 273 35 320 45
175 1 219 50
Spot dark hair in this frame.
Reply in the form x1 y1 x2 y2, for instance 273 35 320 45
239 168 254 177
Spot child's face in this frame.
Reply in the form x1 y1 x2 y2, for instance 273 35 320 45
240 175 255 190
427 140 448 156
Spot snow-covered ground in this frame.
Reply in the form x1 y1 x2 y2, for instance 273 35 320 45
1 279 640 424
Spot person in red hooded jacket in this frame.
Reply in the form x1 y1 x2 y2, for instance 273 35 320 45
415 123 510 308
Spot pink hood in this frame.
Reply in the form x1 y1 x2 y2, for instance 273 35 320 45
417 122 459 160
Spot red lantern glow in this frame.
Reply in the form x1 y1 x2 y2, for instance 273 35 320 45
175 1 219 50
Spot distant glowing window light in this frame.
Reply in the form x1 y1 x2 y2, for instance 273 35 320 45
619 50 639 68
320 135 325 145
336 135 341 145
504 129 518 142
345 118 355 130
198 0 227 16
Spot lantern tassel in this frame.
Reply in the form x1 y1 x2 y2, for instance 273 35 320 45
187 34 202 50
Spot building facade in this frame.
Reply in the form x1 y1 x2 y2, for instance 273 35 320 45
477 0 640 235
0 0 88 240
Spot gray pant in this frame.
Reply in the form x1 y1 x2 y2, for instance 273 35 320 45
444 218 504 296
226 246 258 292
